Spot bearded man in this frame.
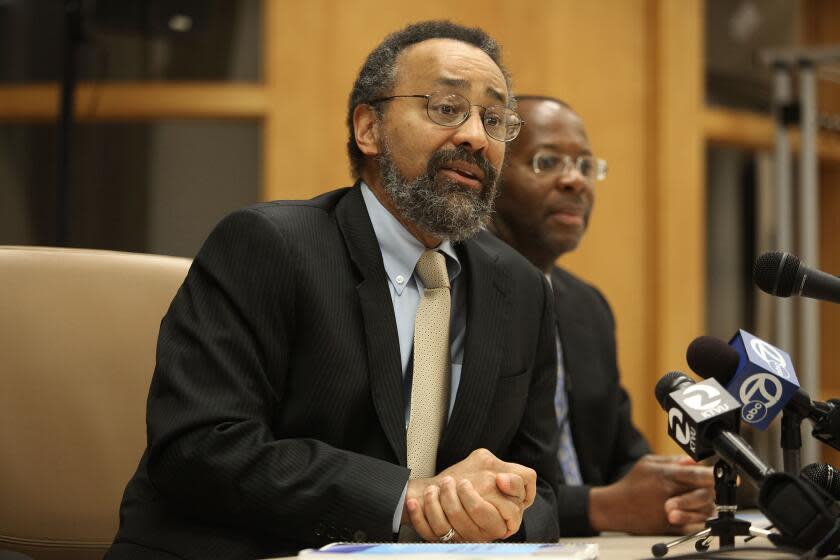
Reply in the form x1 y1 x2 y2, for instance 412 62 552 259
106 21 560 560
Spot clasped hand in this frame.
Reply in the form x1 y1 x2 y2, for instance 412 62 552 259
401 448 536 542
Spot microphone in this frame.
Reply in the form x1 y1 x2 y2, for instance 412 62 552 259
686 333 804 430
754 251 840 304
814 401 840 451
655 371 840 553
654 371 772 484
759 471 840 555
802 463 840 500
687 335 840 439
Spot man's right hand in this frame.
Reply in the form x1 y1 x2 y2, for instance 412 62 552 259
401 448 537 542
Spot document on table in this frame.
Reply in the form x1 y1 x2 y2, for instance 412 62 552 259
298 542 598 559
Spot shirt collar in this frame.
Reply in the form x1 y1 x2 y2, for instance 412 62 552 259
361 182 461 295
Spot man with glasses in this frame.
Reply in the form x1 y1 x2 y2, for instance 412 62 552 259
489 96 716 536
106 22 559 560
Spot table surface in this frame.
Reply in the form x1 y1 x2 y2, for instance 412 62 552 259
563 534 666 559
563 532 788 559
272 515 782 559
275 532 788 559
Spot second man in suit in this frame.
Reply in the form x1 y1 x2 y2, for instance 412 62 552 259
489 96 716 536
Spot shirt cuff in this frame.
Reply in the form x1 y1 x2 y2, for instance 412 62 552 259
392 483 409 533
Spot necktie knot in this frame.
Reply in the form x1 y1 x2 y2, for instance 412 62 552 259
415 250 449 290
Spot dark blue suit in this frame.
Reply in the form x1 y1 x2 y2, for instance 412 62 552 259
550 266 650 536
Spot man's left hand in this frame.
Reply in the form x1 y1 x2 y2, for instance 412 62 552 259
588 454 715 535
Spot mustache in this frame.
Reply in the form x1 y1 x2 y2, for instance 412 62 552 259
427 146 498 186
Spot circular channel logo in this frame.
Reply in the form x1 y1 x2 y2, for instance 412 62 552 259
742 401 768 423
738 373 783 410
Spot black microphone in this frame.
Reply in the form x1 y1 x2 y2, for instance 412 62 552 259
759 471 840 555
802 463 840 500
807 400 840 454
654 371 773 485
754 251 840 304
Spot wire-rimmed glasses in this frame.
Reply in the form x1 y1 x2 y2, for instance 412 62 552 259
531 150 608 182
369 91 524 142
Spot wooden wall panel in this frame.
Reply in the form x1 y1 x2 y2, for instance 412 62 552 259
0 84 266 121
500 0 660 449
649 0 704 453
801 0 840 466
818 163 840 467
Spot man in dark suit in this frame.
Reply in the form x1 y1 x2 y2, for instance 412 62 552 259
106 22 559 559
489 96 716 536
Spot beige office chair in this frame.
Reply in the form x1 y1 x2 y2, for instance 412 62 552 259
0 246 191 560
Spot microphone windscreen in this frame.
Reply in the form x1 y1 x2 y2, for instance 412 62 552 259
801 463 840 500
686 336 740 384
754 251 800 297
654 371 691 409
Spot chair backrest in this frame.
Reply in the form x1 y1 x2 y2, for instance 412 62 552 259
0 246 191 560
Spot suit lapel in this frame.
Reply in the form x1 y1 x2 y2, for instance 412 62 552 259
437 237 510 469
336 185 406 465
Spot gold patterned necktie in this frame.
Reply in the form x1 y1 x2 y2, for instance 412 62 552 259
406 249 451 480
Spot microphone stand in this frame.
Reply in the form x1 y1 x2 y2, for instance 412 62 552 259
781 409 803 475
652 460 772 557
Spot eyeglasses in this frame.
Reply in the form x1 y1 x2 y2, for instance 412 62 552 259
531 150 608 182
369 91 524 142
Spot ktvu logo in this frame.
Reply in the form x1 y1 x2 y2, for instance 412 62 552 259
668 408 696 453
682 384 731 418
738 373 783 424
749 338 791 379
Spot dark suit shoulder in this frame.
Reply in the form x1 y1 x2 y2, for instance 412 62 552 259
469 229 547 285
233 187 350 227
550 266 614 327
201 188 354 257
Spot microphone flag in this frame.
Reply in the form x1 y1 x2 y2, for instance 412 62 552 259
665 378 742 461
728 329 801 430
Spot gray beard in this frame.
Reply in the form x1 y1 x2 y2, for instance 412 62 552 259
377 143 499 242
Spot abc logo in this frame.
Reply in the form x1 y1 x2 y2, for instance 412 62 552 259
742 400 767 423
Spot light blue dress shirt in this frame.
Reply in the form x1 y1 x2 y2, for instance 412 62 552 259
360 182 467 532
361 183 466 418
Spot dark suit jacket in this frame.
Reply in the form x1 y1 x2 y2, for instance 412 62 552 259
107 185 560 560
550 266 650 536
